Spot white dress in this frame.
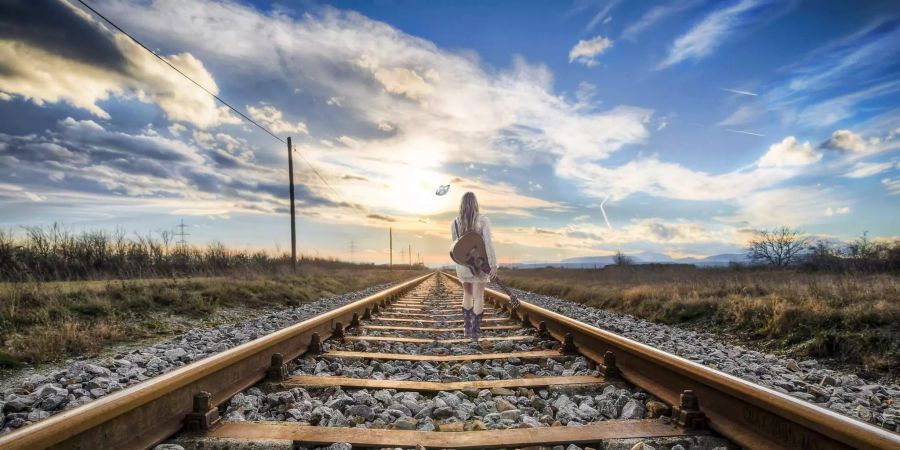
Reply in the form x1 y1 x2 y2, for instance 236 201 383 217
451 214 497 283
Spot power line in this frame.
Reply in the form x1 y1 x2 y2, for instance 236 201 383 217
76 0 284 145
76 0 340 197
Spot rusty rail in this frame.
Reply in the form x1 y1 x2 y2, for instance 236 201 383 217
0 272 433 450
442 272 900 450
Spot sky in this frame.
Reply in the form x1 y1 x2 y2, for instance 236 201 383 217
1 0 899 265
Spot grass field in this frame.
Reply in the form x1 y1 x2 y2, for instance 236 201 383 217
501 266 899 379
0 266 427 367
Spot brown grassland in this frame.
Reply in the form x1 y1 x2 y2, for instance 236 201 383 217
0 265 426 368
501 266 899 380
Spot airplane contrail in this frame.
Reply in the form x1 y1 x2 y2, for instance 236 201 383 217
725 128 765 137
719 87 758 96
600 196 612 230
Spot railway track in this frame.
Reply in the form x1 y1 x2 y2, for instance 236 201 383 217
1 272 898 449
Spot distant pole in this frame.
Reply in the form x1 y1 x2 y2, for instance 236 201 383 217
287 136 297 272
408 244 411 268
176 219 189 248
349 240 355 264
389 228 393 271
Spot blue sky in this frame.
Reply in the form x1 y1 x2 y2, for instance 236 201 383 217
1 0 898 264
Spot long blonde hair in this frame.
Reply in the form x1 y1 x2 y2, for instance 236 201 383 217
457 192 479 234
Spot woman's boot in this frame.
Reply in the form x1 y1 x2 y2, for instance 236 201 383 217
471 312 483 341
462 307 474 338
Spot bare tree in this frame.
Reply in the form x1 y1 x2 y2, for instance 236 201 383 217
846 231 876 259
747 227 809 267
613 251 633 266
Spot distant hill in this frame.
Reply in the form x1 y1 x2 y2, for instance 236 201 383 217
507 252 749 269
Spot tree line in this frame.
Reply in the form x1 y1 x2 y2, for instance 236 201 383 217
747 227 900 272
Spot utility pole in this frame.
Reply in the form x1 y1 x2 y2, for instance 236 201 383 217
287 136 297 272
389 228 393 271
400 248 406 269
408 244 411 268
349 240 355 264
176 219 189 247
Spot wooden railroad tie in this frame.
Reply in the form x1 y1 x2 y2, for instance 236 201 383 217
207 419 706 448
284 375 605 392
322 349 560 362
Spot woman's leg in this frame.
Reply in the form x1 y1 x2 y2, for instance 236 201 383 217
462 282 474 338
471 282 486 340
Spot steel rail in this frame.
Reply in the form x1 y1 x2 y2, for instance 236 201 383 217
0 272 434 450
442 272 900 450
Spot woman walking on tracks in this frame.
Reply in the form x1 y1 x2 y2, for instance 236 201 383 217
450 191 497 341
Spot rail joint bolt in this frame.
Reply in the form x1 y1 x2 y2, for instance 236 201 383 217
184 391 220 431
562 333 577 354
538 321 550 339
672 389 707 430
308 333 323 355
266 353 289 382
602 350 620 378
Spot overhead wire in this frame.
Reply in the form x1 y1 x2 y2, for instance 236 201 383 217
75 0 341 197
75 0 404 262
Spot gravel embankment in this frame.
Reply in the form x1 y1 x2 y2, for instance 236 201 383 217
504 286 900 433
206 276 733 450
0 283 395 435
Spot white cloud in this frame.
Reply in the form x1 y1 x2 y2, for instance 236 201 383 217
825 206 850 216
168 123 187 136
246 104 308 135
366 65 437 101
658 0 770 69
337 136 361 148
720 186 843 227
883 177 900 195
568 36 613 66
822 129 876 153
843 161 894 178
0 2 236 128
495 218 741 253
758 136 821 167
0 182 45 202
3 0 855 253
621 1 707 42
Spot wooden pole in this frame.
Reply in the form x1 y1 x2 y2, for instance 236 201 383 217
287 136 296 272
389 228 393 271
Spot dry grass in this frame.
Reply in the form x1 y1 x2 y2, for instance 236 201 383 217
0 265 427 367
502 266 900 377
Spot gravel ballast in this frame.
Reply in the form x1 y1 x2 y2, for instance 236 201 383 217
0 283 395 435
505 286 900 433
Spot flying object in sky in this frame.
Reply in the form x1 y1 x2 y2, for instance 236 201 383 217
435 184 450 196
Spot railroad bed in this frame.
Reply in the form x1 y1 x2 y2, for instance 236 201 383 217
1 272 897 449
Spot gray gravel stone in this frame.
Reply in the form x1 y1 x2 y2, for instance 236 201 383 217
505 286 900 431
0 282 396 436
